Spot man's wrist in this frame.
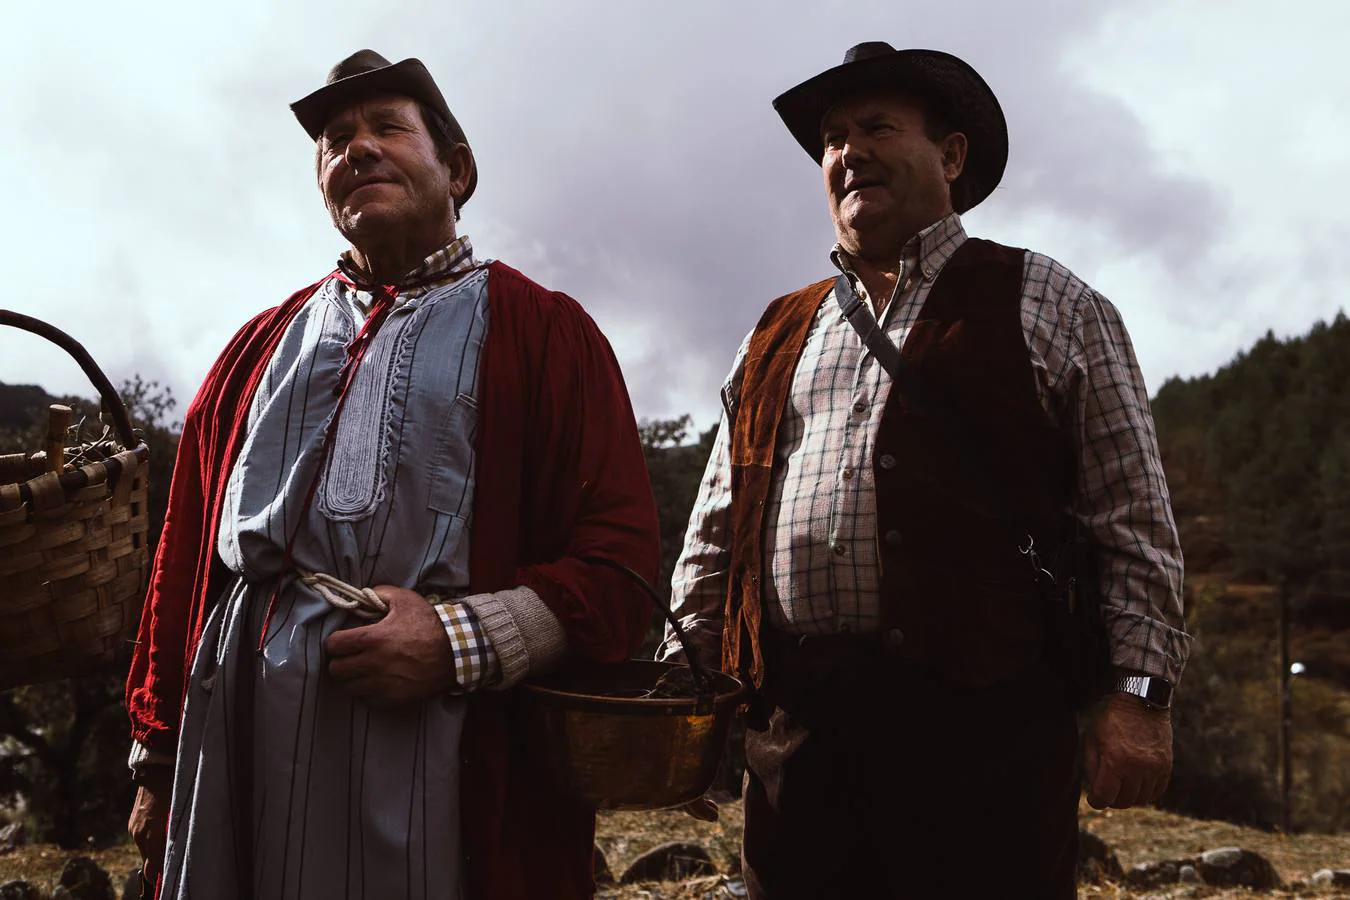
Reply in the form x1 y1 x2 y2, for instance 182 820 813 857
131 760 175 787
1111 671 1174 710
433 599 499 691
128 741 175 783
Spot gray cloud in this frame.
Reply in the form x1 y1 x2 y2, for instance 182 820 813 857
0 0 1332 435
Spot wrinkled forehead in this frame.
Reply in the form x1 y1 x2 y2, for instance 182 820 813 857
820 89 926 134
320 93 423 135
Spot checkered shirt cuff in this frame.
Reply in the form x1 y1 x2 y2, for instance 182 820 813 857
433 601 500 691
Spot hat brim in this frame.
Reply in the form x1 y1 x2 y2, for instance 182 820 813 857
291 58 477 206
772 49 1007 213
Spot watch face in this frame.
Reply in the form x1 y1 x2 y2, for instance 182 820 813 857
1144 678 1173 708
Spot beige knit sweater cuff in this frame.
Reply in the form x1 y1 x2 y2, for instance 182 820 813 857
460 585 567 690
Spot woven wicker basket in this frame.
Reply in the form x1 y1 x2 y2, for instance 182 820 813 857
0 311 150 690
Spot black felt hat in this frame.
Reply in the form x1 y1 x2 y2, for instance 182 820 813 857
291 50 477 206
772 42 1007 213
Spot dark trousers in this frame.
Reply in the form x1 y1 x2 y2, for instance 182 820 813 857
742 633 1080 900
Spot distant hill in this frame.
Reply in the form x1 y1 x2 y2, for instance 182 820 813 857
0 382 72 434
1152 313 1350 686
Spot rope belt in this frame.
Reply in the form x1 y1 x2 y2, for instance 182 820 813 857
294 568 449 622
297 569 389 621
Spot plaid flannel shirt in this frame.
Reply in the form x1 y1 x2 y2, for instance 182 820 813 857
664 214 1191 684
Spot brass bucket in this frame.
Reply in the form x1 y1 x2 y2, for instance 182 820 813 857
518 557 747 810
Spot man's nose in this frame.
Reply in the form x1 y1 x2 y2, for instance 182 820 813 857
840 133 871 168
344 130 383 166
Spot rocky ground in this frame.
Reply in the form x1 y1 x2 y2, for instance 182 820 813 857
591 799 1350 899
1 799 1348 898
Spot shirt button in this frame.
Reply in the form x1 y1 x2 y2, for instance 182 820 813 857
842 468 854 480
885 628 905 649
853 400 867 414
884 530 904 548
833 543 847 557
839 623 852 634
879 454 897 470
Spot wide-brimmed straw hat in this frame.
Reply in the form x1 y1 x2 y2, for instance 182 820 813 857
291 49 477 206
772 42 1007 213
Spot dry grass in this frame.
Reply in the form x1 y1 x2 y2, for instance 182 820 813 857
1 800 1346 898
593 800 1350 899
1081 799 1350 896
0 842 140 895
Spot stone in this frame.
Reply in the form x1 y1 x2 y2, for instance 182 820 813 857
594 844 614 886
1196 846 1280 890
1077 829 1124 882
722 878 748 898
1311 868 1350 887
56 856 116 900
0 822 24 854
0 881 40 900
1127 859 1187 888
1178 864 1200 883
620 841 717 884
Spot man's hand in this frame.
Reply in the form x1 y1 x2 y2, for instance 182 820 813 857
128 766 173 882
1083 692 1173 809
326 586 455 704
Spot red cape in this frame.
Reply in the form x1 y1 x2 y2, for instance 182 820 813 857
126 261 660 899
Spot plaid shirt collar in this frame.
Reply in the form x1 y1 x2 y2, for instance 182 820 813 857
829 212 968 288
337 235 479 305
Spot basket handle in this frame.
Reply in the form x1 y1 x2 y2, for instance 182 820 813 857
578 555 716 698
0 310 137 450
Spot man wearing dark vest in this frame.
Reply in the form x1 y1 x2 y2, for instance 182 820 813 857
661 43 1190 898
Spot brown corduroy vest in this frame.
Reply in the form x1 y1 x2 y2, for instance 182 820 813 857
724 238 1075 689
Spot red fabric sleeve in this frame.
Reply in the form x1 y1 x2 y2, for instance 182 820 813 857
462 262 661 900
124 409 207 753
471 264 659 666
512 290 660 662
125 285 321 754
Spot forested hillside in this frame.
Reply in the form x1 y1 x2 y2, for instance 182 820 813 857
1153 314 1350 683
1151 314 1350 832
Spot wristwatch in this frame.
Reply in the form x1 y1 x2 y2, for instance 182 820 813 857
1112 673 1173 710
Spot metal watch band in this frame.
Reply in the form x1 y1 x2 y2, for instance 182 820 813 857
1113 674 1173 710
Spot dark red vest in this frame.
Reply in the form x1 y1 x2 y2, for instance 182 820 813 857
724 238 1074 688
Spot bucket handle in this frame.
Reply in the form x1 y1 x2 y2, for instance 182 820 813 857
0 310 137 450
578 555 716 699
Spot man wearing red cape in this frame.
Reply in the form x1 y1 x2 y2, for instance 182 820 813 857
124 50 659 900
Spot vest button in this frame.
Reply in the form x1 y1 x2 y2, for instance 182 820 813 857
884 529 904 548
885 628 905 649
879 453 897 470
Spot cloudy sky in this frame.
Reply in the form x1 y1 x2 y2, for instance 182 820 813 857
1 0 1345 433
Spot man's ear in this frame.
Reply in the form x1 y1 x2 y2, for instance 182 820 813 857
448 144 475 202
941 131 968 184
